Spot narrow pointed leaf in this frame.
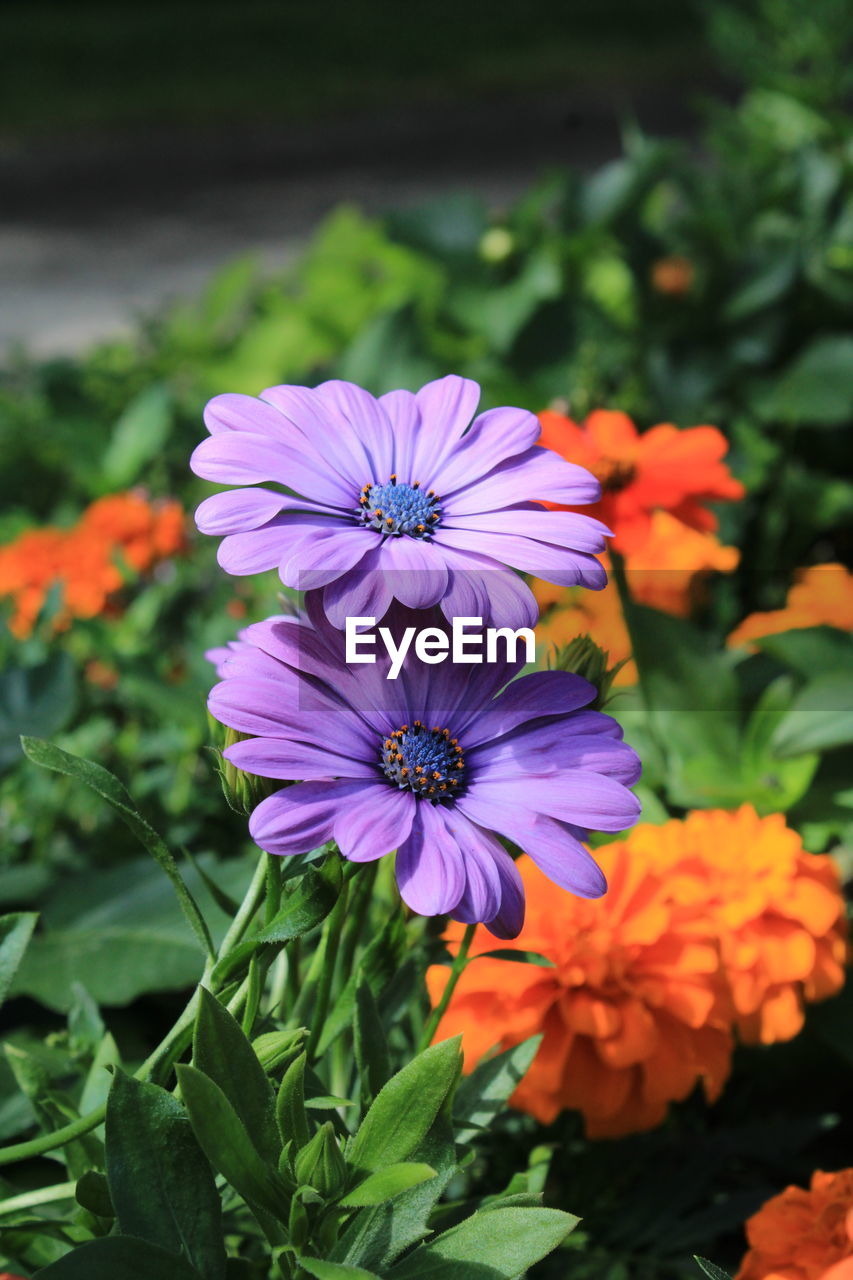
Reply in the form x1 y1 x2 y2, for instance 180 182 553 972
21 737 214 958
339 1163 437 1207
0 912 38 1007
454 1037 542 1145
194 987 278 1163
386 1206 579 1278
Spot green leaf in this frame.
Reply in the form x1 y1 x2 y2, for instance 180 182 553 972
176 1064 290 1223
106 1071 226 1280
211 862 341 985
354 979 391 1105
454 1037 542 1145
474 950 554 967
102 384 173 488
333 1116 458 1271
276 1051 310 1150
770 673 853 756
317 913 406 1055
387 1206 579 1278
21 737 214 959
193 987 278 1164
300 1261 381 1280
0 654 77 771
11 855 251 1012
33 1235 204 1279
753 334 853 426
75 1168 114 1218
347 1038 462 1175
756 626 853 679
694 1258 733 1280
339 1163 437 1207
0 912 37 1007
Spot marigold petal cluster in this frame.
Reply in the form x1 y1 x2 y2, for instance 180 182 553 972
729 563 853 650
429 806 847 1135
0 491 186 638
537 408 744 555
736 1168 853 1280
428 843 734 1137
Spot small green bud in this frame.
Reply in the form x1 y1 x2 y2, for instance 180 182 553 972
294 1121 347 1199
207 714 279 815
288 1194 310 1249
479 226 514 263
549 635 628 709
252 1028 306 1074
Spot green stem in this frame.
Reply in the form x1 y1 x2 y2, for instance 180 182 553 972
306 882 349 1060
418 923 477 1052
0 848 270 1169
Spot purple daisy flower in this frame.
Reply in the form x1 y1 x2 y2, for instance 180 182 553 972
208 601 641 938
191 376 609 630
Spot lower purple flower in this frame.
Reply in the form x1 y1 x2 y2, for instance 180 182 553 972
208 600 641 938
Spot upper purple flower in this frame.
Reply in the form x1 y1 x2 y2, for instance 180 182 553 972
191 376 609 629
208 600 641 938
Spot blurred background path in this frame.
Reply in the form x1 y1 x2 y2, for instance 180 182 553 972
1 0 718 357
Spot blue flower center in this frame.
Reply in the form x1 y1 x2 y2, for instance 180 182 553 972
380 722 465 801
356 477 441 538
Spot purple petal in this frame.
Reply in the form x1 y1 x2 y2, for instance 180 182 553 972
322 547 393 629
224 736 376 781
464 773 640 832
431 405 541 494
443 447 600 513
195 487 287 535
411 376 481 485
461 671 596 747
190 431 354 508
439 806 501 923
333 783 415 862
484 842 526 939
379 537 449 609
445 508 611 552
438 527 608 589
456 790 608 898
314 381 394 479
474 729 642 787
395 801 466 916
249 780 364 856
281 526 378 591
262 382 379 487
378 388 420 478
203 392 299 438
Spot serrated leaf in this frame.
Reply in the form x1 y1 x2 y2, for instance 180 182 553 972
0 912 37 1007
21 737 214 959
339 1163 437 1207
177 1064 290 1223
106 1071 225 1280
454 1037 542 1145
32 1235 203 1279
386 1206 579 1278
193 987 278 1164
347 1038 462 1176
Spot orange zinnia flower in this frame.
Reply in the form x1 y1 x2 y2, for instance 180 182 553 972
427 845 734 1138
736 1168 853 1280
537 408 744 555
638 807 848 1045
0 492 186 638
533 512 740 683
729 564 853 649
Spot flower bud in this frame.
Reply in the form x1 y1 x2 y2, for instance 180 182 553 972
293 1122 347 1199
207 714 278 815
549 635 627 709
252 1029 306 1074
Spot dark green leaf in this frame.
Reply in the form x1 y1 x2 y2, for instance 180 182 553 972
339 1163 437 1207
454 1038 542 1145
176 1064 290 1223
475 950 554 967
0 912 37 1007
354 980 391 1105
276 1051 310 1150
193 987 278 1164
211 863 341 985
74 1169 113 1218
0 655 77 770
300 1261 381 1280
317 913 406 1055
106 1071 225 1280
34 1235 203 1279
387 1206 579 1278
347 1038 462 1175
21 737 214 959
753 334 853 426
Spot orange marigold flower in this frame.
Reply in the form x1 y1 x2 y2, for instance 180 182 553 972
729 564 853 649
0 492 187 638
651 254 695 297
537 408 744 555
427 846 734 1138
736 1168 853 1280
637 807 848 1045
